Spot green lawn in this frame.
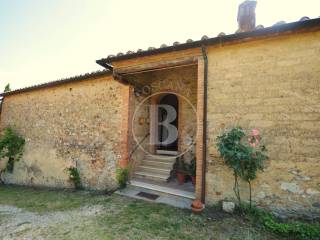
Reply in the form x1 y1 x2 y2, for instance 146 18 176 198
0 185 282 240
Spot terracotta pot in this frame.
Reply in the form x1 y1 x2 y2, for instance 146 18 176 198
191 206 203 214
191 176 196 185
191 199 204 214
192 199 203 208
177 173 186 184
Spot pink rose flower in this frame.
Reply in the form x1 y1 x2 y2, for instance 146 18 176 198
248 134 260 148
251 128 260 136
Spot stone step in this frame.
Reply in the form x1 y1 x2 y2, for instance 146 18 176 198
156 150 178 156
130 179 195 200
134 171 168 182
138 165 171 175
116 184 194 209
133 154 176 183
141 159 173 169
145 154 177 163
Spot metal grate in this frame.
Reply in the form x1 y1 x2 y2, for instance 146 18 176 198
136 192 159 200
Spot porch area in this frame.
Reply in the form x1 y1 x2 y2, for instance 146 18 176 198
115 59 206 205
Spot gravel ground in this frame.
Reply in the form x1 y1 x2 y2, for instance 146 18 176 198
0 205 105 240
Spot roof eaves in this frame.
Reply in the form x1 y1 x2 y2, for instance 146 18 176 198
0 69 111 97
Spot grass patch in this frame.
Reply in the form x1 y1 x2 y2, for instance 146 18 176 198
0 185 108 213
241 205 320 240
0 185 284 239
97 199 281 239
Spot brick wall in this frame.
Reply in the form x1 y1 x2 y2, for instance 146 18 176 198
206 30 320 218
0 75 124 190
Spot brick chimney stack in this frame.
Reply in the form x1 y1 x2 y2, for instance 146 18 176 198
237 0 257 33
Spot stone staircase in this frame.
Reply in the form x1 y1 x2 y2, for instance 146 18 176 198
123 150 195 209
133 150 177 182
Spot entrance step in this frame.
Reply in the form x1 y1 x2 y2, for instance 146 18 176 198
133 154 177 182
156 150 178 156
116 181 194 209
138 166 171 175
141 159 173 169
134 170 168 182
130 179 195 200
145 154 176 162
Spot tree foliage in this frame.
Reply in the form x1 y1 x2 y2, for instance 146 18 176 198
0 127 25 183
4 84 11 92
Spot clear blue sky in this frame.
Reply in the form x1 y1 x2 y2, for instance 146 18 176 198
0 0 319 91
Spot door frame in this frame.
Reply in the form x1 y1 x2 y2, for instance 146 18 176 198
149 91 182 154
157 93 179 151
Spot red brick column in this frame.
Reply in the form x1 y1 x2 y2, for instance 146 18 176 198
119 85 131 168
149 96 158 154
196 58 205 201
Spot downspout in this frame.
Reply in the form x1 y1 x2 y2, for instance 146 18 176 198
0 96 4 123
201 46 208 203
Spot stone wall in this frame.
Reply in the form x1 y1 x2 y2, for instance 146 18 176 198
0 75 124 190
1 24 319 218
206 30 320 218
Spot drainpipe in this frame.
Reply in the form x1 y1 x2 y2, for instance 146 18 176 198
201 46 208 203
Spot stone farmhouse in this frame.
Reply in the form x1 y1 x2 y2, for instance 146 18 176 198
0 1 319 217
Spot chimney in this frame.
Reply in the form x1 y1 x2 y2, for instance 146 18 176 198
237 0 257 32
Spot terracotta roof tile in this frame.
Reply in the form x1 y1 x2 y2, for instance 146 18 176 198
3 17 320 97
97 17 320 64
1 70 111 97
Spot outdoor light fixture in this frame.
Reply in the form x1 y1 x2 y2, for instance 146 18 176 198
134 88 142 97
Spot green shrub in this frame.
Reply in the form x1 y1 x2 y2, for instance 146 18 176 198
216 127 268 208
116 166 130 189
0 127 25 183
66 167 83 190
242 205 320 240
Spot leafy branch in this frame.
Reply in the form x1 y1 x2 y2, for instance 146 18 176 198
216 127 268 209
0 127 25 183
66 166 83 190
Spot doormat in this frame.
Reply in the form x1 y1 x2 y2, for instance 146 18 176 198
136 191 159 200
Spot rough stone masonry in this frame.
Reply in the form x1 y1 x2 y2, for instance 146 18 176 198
1 74 124 190
1 8 320 219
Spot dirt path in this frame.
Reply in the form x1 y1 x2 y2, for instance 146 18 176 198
0 204 105 240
